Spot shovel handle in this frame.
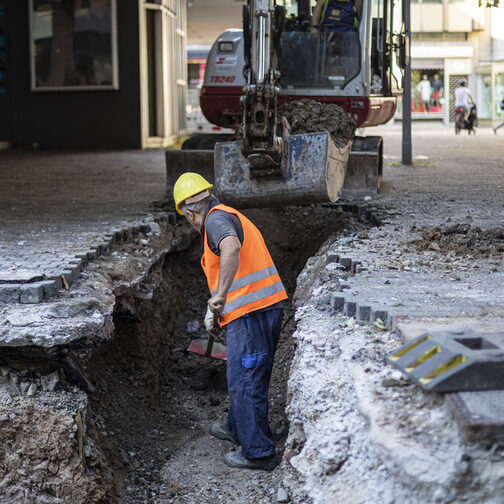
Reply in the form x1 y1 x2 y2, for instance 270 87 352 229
204 332 215 357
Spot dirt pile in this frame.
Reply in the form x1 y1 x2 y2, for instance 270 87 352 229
0 382 111 503
413 224 504 258
278 99 356 148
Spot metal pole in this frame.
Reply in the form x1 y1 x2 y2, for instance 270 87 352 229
402 0 412 165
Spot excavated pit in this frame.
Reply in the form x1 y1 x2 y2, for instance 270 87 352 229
85 204 371 503
0 204 372 503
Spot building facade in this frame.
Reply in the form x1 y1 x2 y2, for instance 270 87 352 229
0 0 187 149
407 0 504 124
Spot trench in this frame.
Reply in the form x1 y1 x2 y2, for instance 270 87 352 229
85 204 372 503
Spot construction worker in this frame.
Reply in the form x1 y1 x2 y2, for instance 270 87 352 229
173 172 288 471
312 0 362 80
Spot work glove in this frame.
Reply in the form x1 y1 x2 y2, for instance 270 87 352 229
204 307 215 332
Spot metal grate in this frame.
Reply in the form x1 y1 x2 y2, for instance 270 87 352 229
449 74 469 122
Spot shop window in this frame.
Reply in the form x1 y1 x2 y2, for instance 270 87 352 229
495 74 504 118
411 69 444 115
30 0 118 91
475 73 492 119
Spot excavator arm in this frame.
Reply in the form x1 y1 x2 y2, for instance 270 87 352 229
241 0 284 175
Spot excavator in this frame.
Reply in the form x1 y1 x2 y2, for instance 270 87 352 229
166 0 408 208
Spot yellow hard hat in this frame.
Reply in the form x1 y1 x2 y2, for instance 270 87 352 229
173 172 213 215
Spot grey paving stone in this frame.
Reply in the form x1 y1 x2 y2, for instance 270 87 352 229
0 285 20 303
61 271 75 288
339 257 353 271
41 280 58 298
19 283 44 304
371 309 389 325
99 243 110 255
356 305 371 321
344 300 357 317
326 253 339 265
330 294 345 312
86 249 97 260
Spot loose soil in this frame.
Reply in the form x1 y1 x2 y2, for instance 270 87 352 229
278 99 356 148
412 224 504 258
87 205 370 503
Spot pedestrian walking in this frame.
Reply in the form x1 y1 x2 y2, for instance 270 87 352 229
493 98 504 135
173 172 288 471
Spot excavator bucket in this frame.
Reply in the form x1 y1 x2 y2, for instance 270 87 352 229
213 132 351 208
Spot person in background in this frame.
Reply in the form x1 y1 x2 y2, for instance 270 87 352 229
493 98 504 135
455 78 474 122
416 74 432 112
431 73 443 108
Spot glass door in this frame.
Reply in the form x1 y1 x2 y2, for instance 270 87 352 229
140 0 187 148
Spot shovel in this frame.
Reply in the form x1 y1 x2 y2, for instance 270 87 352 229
187 312 227 360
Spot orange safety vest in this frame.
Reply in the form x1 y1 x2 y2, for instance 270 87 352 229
201 204 288 327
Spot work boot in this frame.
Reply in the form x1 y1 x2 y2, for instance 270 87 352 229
209 422 237 444
224 451 280 471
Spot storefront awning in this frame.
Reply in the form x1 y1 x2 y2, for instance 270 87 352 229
411 59 444 70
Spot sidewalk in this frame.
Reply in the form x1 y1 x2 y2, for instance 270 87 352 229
0 149 168 305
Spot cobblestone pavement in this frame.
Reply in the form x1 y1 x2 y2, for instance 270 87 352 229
332 121 504 331
0 149 170 304
375 121 504 227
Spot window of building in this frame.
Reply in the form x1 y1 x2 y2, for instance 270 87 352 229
475 73 492 119
30 0 118 91
495 74 504 118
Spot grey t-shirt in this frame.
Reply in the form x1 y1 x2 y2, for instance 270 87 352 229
204 198 244 256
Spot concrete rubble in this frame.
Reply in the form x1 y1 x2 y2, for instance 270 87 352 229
282 239 504 504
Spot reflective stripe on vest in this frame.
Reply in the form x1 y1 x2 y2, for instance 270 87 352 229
201 204 288 327
222 281 285 315
210 264 279 296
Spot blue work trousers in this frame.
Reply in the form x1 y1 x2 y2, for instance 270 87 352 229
226 308 283 459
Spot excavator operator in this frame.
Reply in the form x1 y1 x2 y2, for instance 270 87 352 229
173 172 288 471
312 0 362 79
312 0 362 32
